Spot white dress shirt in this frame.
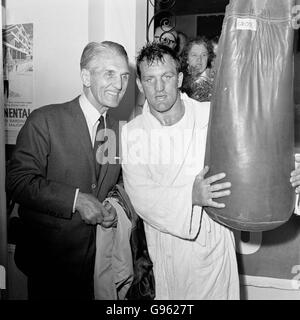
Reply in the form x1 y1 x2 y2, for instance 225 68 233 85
72 93 107 212
79 93 107 145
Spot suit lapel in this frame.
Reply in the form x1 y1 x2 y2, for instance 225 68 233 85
70 97 97 182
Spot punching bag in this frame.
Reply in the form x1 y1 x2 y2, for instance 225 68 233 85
204 0 296 232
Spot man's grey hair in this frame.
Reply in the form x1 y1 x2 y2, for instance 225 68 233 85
80 41 128 71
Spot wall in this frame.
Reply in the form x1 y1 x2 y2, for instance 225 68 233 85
176 15 197 38
5 0 149 120
6 0 88 108
88 0 105 43
100 0 138 121
176 14 225 39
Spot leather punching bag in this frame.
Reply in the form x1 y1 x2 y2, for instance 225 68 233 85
204 0 296 232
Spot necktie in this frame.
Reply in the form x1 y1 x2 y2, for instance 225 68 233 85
93 115 105 179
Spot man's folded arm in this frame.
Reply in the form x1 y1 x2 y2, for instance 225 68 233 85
122 162 201 240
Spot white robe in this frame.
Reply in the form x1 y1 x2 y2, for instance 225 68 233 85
121 93 239 300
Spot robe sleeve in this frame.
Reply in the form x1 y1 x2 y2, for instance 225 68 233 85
121 126 202 240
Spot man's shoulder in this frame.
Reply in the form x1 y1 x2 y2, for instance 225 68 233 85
184 95 210 127
28 96 80 120
193 100 211 116
123 113 144 131
37 96 79 113
185 94 210 111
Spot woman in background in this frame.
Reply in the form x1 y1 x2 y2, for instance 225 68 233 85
180 36 215 102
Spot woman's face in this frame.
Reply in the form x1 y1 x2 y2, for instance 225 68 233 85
187 43 209 75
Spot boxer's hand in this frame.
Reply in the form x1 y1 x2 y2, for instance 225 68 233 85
192 166 231 208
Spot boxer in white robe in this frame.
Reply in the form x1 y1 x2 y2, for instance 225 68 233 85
122 40 300 300
121 42 239 299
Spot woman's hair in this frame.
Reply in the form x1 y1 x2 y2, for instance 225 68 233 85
180 36 215 74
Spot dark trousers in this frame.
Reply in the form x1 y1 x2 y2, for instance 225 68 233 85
27 274 94 300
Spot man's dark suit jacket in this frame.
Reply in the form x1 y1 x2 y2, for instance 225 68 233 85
6 96 121 299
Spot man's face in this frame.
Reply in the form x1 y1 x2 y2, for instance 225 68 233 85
187 43 209 75
154 27 177 50
137 54 183 115
82 52 130 110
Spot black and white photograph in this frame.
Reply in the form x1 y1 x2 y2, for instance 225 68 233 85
1 0 300 313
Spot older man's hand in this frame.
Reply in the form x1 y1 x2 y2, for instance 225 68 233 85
101 201 118 228
75 192 106 225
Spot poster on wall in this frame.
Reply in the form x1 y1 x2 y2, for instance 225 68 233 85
2 23 33 145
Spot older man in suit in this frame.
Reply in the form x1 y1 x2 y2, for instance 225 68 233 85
6 41 130 300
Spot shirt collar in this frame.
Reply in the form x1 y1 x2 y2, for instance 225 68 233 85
79 93 107 126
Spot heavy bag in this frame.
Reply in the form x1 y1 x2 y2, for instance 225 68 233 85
204 0 296 232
